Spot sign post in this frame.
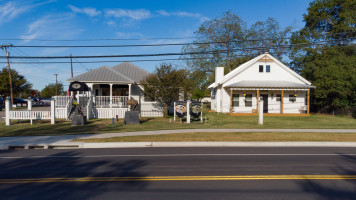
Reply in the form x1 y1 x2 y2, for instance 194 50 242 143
187 100 191 124
258 98 263 125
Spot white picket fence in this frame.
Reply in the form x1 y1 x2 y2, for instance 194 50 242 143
9 111 51 119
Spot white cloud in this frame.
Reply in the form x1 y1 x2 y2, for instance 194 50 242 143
157 10 210 22
105 8 151 20
20 14 83 42
0 0 55 25
68 5 101 17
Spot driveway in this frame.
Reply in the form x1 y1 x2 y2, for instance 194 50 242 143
0 106 50 121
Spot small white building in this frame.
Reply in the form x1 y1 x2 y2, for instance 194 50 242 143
61 62 164 119
208 53 315 116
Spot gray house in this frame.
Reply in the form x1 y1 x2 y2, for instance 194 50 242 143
63 62 163 119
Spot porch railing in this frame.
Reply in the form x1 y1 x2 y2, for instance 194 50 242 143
94 96 128 108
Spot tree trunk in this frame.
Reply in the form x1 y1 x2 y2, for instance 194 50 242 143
164 103 169 118
225 42 231 72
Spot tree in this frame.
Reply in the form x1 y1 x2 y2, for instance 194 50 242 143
181 11 293 100
0 67 32 98
140 63 192 117
289 0 356 112
41 82 64 98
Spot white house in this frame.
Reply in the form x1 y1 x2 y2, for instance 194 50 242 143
208 53 315 116
58 62 164 119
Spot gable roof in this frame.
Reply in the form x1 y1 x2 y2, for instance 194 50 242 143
67 62 150 83
208 53 312 89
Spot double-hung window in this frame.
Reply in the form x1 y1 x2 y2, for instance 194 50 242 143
266 65 271 72
245 94 252 107
232 94 239 107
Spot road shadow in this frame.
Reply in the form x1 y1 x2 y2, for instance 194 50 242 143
0 150 149 199
298 152 356 199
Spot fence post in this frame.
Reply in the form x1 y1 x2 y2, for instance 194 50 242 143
27 97 33 125
51 99 56 124
5 97 10 126
187 100 191 124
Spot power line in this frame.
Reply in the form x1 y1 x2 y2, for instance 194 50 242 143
73 57 90 71
9 32 356 48
0 57 211 64
3 37 355 60
8 48 70 74
1 31 355 42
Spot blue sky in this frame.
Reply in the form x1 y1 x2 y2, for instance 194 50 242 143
0 0 313 91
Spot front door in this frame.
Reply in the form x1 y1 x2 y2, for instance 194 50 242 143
261 94 268 113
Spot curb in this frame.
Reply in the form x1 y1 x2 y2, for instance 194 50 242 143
2 142 356 150
82 142 356 148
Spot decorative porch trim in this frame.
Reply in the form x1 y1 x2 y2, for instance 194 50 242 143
227 87 310 91
281 90 284 114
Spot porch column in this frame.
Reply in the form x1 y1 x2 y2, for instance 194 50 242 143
128 83 132 99
230 88 233 114
87 83 93 98
307 89 310 114
109 84 113 108
76 91 80 104
256 89 260 113
281 90 284 114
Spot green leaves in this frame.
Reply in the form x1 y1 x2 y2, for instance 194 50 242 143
290 0 356 111
41 82 64 98
0 67 32 98
140 63 191 117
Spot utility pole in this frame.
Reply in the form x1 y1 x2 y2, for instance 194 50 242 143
54 74 58 96
1 44 14 107
70 54 73 78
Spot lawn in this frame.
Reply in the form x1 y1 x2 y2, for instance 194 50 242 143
74 132 356 143
0 112 356 137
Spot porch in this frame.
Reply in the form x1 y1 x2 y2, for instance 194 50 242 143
228 88 311 116
74 83 132 108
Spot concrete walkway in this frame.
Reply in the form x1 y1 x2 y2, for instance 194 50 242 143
1 129 356 149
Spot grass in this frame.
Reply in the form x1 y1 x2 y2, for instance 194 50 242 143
0 111 356 137
74 132 356 143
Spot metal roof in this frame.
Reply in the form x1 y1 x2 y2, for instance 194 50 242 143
67 66 134 83
112 62 150 83
67 62 150 83
226 81 316 89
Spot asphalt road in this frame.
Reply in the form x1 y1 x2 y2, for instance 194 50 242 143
0 147 355 200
